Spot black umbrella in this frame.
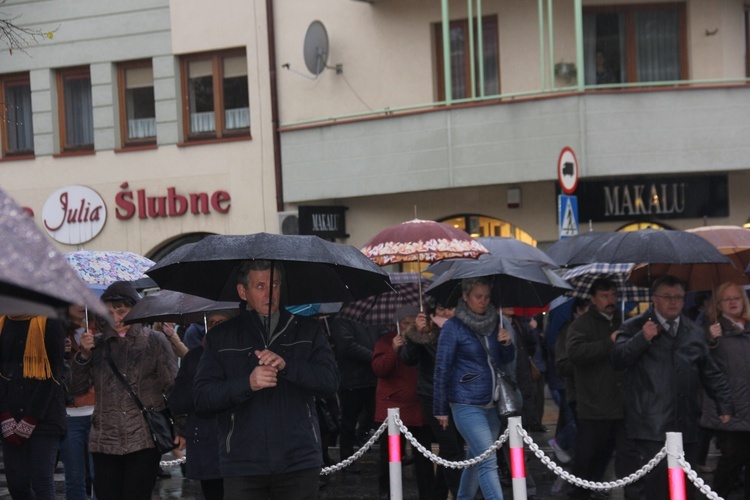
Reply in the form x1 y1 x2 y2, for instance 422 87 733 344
545 231 622 266
425 256 571 309
123 290 239 325
0 188 110 319
146 233 392 304
560 229 732 266
427 236 557 275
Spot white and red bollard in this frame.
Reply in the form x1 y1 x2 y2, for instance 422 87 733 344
508 416 528 500
387 408 403 500
666 432 687 500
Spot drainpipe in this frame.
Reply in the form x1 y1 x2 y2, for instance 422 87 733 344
266 0 284 212
538 0 546 90
468 0 475 97
441 0 452 104
548 0 555 90
574 0 584 91
476 0 484 97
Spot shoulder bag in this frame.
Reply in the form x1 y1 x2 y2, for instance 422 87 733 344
104 341 177 454
475 333 522 418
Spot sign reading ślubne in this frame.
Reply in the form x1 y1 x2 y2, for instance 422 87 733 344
43 185 107 245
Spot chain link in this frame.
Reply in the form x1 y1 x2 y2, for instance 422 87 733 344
676 453 724 500
160 456 186 468
320 420 389 475
394 415 509 469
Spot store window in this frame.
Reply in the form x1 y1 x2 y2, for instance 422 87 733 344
118 60 156 147
180 49 249 141
434 15 499 100
616 221 672 232
583 3 687 85
0 72 34 157
57 66 94 152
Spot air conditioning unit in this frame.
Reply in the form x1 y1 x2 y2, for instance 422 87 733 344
278 211 299 235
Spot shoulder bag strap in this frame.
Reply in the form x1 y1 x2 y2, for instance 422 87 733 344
104 340 146 412
474 332 502 373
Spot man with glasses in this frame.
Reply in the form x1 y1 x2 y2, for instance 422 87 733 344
613 275 733 499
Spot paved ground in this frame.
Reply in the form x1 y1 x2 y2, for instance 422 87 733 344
0 398 738 499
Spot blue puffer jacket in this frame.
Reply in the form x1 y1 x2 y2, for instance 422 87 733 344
433 316 515 416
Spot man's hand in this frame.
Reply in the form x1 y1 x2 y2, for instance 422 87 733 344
162 322 178 340
415 312 431 333
79 330 95 358
174 434 186 451
610 330 620 343
255 349 286 371
436 415 449 430
392 334 405 351
708 323 723 341
642 321 660 342
719 414 731 424
249 365 279 391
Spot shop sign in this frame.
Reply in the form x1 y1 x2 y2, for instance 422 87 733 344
567 174 728 223
298 206 348 239
115 183 231 220
42 185 107 245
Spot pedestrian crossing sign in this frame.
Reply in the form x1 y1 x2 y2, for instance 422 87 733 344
558 194 579 239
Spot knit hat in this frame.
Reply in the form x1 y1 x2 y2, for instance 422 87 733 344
100 281 141 307
393 305 420 324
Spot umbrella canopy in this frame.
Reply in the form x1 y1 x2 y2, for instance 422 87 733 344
553 229 732 266
336 272 428 325
146 232 392 304
426 236 556 275
0 188 110 319
426 257 571 308
65 250 155 285
561 263 651 303
627 261 749 292
361 218 488 266
545 231 621 266
686 226 750 272
123 290 239 325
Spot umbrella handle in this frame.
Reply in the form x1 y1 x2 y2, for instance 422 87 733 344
85 306 89 333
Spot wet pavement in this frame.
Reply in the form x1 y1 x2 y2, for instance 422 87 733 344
0 399 739 499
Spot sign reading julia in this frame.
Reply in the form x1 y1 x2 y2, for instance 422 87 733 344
43 185 107 245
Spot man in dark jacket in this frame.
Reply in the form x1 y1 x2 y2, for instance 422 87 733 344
194 260 340 500
329 317 387 471
566 278 628 499
612 275 733 499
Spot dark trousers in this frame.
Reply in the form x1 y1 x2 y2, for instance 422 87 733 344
622 439 699 500
3 432 60 500
713 430 750 499
92 448 162 500
200 478 224 500
378 425 435 500
339 386 375 460
420 396 463 500
568 418 627 499
223 467 320 500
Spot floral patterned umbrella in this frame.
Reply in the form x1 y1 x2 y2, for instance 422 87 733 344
65 250 155 286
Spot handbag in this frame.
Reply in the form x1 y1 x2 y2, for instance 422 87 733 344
105 342 177 454
475 333 522 418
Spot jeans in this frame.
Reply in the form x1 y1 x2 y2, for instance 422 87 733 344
3 432 60 500
59 414 95 500
451 403 504 500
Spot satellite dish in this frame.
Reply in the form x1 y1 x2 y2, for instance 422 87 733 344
303 21 329 76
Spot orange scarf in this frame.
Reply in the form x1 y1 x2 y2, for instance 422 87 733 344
0 315 52 380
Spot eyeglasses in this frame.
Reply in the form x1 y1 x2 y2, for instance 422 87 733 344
720 296 743 303
653 294 685 303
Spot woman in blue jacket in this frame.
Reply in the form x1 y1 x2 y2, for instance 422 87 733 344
434 277 515 500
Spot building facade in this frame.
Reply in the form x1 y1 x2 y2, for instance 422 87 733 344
0 0 749 259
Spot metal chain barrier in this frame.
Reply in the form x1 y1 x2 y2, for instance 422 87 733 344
320 420 389 475
160 456 186 467
676 453 724 500
394 414 509 470
516 423 667 492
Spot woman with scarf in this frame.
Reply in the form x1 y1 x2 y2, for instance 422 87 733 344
433 277 515 500
0 314 66 499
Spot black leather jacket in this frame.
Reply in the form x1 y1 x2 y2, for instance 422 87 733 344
612 309 732 442
330 317 388 390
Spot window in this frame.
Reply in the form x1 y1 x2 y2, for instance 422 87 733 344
1 73 34 157
745 6 750 77
180 49 249 141
583 3 687 85
434 16 499 101
57 66 94 152
118 60 156 147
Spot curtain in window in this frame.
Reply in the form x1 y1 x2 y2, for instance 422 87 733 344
583 14 597 85
5 84 33 152
481 22 499 96
128 118 156 139
64 78 94 147
225 108 249 130
190 112 215 133
636 10 680 82
450 26 467 100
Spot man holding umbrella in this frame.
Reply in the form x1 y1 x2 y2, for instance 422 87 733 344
194 260 340 499
612 275 733 499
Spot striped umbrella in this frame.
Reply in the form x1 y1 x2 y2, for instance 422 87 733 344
561 263 651 303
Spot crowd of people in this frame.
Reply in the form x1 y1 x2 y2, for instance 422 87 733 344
0 259 748 500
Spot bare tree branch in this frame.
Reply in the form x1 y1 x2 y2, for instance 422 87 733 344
0 1 55 55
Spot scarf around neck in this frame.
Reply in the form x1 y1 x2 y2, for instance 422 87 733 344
454 298 498 336
0 315 52 380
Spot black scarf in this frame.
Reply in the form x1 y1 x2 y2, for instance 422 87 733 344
454 298 498 336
